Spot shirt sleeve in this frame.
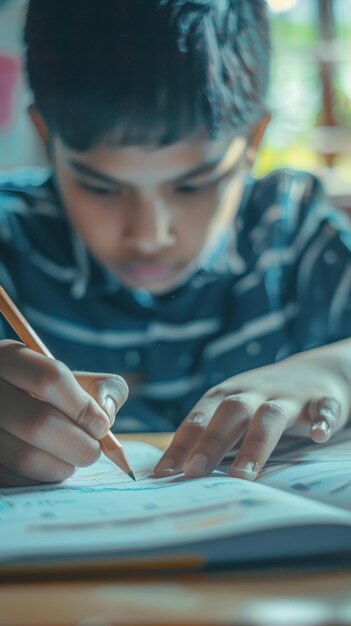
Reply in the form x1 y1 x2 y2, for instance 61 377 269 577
284 174 351 352
0 189 23 341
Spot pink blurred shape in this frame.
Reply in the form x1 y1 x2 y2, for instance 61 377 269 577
0 54 21 129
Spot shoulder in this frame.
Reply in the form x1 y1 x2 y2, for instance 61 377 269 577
237 168 343 257
242 168 323 230
0 167 75 265
0 167 60 218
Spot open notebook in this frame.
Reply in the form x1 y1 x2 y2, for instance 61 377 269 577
1 430 351 575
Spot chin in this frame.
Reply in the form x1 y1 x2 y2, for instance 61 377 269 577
116 265 195 295
128 275 183 295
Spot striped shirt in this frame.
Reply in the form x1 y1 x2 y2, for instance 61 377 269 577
1 167 351 432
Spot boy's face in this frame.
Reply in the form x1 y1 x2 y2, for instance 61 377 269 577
51 131 254 294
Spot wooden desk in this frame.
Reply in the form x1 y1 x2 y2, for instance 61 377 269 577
1 434 350 626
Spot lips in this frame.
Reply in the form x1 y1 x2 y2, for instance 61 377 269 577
121 262 179 281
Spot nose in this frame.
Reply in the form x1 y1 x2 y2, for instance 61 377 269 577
123 195 175 253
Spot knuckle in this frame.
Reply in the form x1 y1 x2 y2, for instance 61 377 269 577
256 401 283 425
205 386 225 400
185 411 209 429
15 447 40 477
76 441 100 467
0 339 19 352
249 407 283 448
34 359 71 394
203 432 225 450
75 397 97 429
222 395 253 416
46 360 71 386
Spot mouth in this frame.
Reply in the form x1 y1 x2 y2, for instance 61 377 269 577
119 261 183 284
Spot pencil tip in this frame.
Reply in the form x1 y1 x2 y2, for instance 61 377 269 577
128 470 136 481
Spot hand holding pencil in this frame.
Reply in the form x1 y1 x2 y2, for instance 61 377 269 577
0 286 134 487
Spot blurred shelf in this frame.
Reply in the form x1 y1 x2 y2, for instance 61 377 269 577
315 165 351 212
309 126 351 156
273 41 351 63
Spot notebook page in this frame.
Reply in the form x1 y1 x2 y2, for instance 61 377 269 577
258 429 351 511
0 441 349 564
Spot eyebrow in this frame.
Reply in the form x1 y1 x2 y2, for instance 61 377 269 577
67 157 225 187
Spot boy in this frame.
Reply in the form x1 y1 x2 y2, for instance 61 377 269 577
0 0 350 487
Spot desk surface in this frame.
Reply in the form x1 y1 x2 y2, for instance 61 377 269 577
1 433 351 626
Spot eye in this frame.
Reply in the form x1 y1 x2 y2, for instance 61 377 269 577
175 179 219 195
176 182 215 195
176 184 202 195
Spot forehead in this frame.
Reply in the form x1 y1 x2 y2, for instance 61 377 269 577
54 133 247 186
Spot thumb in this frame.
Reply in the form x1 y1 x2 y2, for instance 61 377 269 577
74 372 129 428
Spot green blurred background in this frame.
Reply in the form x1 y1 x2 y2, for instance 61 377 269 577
256 0 351 210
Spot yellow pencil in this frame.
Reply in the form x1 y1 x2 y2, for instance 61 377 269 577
0 285 135 481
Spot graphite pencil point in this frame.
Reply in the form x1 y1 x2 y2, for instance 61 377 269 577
128 470 136 481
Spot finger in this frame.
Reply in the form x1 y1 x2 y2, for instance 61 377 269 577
308 396 342 443
154 389 225 476
0 341 110 438
231 399 299 480
0 428 76 483
183 393 262 478
0 463 45 488
0 377 101 468
74 372 129 428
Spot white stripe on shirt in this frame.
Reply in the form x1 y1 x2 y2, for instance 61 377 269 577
234 204 332 297
234 247 295 295
329 262 351 335
204 302 298 360
138 374 204 399
24 306 221 347
297 226 336 302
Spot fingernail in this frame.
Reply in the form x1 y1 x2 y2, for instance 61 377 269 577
154 457 176 476
310 419 331 441
231 459 259 480
311 419 330 434
104 395 116 425
184 453 208 476
153 468 175 478
91 416 109 438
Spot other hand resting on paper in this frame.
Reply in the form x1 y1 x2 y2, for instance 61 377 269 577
155 340 351 481
0 340 128 487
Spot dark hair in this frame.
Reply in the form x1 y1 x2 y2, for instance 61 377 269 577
24 0 270 150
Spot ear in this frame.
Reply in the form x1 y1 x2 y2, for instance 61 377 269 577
246 112 271 165
27 105 51 156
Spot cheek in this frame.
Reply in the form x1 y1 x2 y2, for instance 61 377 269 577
178 180 242 252
174 193 218 254
58 184 122 258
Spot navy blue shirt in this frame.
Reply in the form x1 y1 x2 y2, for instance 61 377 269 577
1 168 350 431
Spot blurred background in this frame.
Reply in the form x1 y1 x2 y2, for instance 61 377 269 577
0 0 350 209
